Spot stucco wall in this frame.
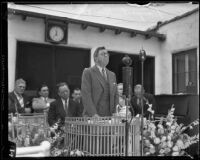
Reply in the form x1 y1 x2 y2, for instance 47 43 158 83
8 14 163 94
157 11 199 94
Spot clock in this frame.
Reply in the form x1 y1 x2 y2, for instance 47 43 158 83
45 20 68 44
49 26 64 42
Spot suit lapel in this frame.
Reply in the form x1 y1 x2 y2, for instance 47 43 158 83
106 69 115 94
92 65 105 88
58 98 66 116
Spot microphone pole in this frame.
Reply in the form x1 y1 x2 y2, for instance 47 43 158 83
139 49 146 156
122 55 133 156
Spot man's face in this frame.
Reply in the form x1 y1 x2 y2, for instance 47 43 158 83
14 82 26 95
134 86 143 98
72 90 81 101
117 85 123 96
39 86 49 98
96 49 109 67
58 85 70 100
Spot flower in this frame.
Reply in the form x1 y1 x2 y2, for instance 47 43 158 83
154 137 161 144
172 151 179 156
143 105 199 157
172 145 179 152
161 136 167 142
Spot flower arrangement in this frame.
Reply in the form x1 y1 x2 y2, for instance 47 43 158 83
47 119 88 157
8 117 47 147
143 105 199 157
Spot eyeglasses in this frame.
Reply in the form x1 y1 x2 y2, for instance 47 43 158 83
99 52 109 57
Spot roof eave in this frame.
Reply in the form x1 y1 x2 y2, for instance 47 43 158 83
8 8 166 41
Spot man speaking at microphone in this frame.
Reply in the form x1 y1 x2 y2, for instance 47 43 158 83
81 46 119 117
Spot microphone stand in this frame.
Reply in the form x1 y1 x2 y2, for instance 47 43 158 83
121 55 134 156
139 49 146 156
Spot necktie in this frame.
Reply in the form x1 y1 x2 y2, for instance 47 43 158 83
102 68 107 81
44 98 47 103
64 100 68 114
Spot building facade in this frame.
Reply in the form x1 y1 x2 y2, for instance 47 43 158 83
8 4 199 96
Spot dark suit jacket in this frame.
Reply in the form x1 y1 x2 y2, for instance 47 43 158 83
8 91 32 114
48 98 80 126
73 99 84 117
131 93 156 118
81 65 119 117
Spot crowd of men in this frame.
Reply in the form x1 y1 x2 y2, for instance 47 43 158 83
8 46 156 127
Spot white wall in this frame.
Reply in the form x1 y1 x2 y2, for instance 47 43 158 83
8 14 164 94
157 11 199 94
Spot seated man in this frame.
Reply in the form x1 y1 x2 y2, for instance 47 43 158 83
8 78 33 114
48 82 80 126
131 84 156 119
72 88 84 117
32 84 55 113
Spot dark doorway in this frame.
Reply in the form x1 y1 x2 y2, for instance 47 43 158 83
107 51 155 94
16 41 90 98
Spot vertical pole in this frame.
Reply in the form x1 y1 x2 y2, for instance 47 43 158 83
141 61 144 156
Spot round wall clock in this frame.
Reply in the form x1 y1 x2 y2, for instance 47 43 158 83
49 25 65 42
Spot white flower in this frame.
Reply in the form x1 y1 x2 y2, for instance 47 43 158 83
157 124 163 129
75 150 81 156
176 139 184 149
145 152 151 155
159 149 165 154
154 137 161 144
172 145 179 152
161 136 167 142
172 151 179 156
70 151 74 155
149 147 156 154
166 122 172 126
171 125 176 130
167 135 172 141
167 141 173 148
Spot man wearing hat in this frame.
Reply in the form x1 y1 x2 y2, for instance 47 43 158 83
81 46 119 117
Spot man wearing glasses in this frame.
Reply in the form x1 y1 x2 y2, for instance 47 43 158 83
81 46 119 117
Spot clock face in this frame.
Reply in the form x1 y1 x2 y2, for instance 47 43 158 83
49 26 64 42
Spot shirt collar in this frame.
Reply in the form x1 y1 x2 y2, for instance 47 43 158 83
14 91 22 99
96 64 106 73
61 98 69 106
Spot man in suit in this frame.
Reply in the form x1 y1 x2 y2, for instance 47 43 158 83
32 84 55 113
81 46 119 117
8 78 33 114
72 88 84 116
48 82 80 126
131 84 156 119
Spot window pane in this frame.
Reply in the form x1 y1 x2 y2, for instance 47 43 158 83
177 73 186 93
176 55 185 73
189 52 196 72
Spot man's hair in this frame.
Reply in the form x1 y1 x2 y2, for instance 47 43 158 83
37 83 49 96
73 88 81 93
93 46 106 62
56 82 69 93
117 83 123 87
15 78 26 86
134 84 145 92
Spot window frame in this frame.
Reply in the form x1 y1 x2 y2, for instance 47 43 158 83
172 48 197 94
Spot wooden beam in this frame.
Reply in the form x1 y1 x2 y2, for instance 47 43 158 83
21 15 27 21
81 23 88 30
115 29 122 35
130 32 137 37
99 27 106 33
145 34 152 39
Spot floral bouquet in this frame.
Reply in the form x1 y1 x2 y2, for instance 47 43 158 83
143 105 199 157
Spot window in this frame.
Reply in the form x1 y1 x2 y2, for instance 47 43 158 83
172 48 197 94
